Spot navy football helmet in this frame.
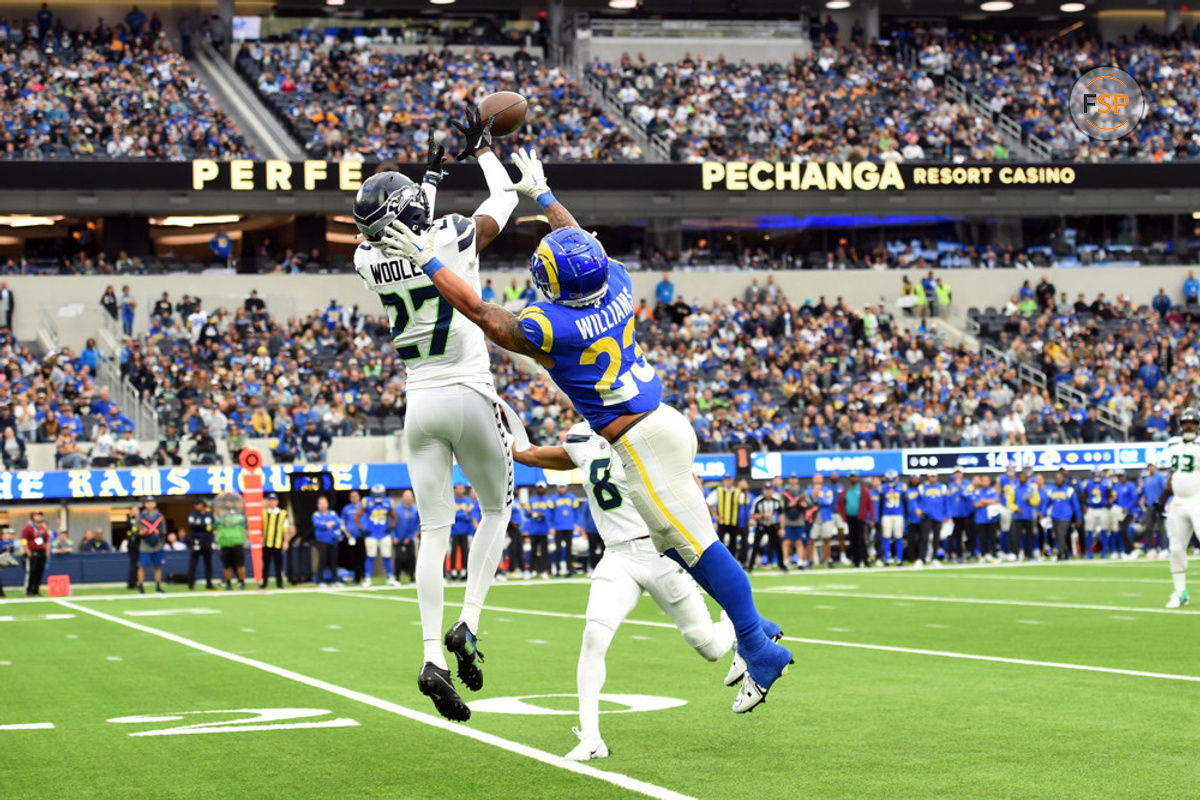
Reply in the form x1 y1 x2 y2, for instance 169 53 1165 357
353 171 430 247
529 227 609 307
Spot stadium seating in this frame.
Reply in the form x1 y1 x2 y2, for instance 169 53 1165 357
0 23 254 160
233 37 642 161
5 274 1189 475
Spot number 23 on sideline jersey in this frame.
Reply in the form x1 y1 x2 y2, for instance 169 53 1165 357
354 214 492 391
516 260 662 430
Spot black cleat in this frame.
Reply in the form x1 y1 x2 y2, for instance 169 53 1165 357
418 662 470 722
444 621 484 692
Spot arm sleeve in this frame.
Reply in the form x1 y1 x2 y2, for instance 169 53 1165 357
472 150 517 231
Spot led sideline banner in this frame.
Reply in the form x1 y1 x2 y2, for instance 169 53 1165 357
4 161 1200 195
0 444 1170 501
0 455 739 501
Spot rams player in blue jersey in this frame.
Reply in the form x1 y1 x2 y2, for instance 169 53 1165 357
382 147 792 713
356 485 399 586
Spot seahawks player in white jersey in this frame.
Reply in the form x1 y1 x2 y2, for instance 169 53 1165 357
354 113 520 721
515 422 735 761
1153 407 1200 608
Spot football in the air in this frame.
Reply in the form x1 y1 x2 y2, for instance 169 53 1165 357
479 91 527 137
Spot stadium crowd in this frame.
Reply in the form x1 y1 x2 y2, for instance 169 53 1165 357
3 267 1195 476
907 25 1200 161
589 45 1008 164
0 5 254 160
234 36 642 162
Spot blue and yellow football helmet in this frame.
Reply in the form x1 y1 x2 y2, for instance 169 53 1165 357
529 227 609 307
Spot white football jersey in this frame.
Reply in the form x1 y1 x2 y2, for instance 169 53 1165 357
354 214 493 392
562 422 649 546
1165 435 1200 500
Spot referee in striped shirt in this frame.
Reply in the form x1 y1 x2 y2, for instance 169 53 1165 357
708 476 748 557
750 484 786 573
260 493 292 590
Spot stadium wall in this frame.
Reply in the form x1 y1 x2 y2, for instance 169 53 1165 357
9 266 1194 344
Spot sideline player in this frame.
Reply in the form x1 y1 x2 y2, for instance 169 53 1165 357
357 484 399 587
353 115 519 720
1152 408 1199 608
514 423 735 759
878 471 906 565
382 147 791 713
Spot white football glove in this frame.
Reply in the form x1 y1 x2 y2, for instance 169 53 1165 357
379 221 437 268
503 148 551 200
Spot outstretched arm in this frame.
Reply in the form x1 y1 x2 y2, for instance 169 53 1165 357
503 148 579 230
379 223 552 366
512 443 576 471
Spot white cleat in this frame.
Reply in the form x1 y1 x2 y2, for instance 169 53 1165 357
361 578 372 588
386 577 400 587
564 727 608 761
724 649 747 687
1166 589 1190 609
732 672 771 714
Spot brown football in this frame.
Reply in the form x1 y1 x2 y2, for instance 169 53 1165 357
478 91 528 137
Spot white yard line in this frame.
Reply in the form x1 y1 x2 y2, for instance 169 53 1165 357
757 588 1199 616
57 600 696 800
896 574 1182 585
343 594 1200 684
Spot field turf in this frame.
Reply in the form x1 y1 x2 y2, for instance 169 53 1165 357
2 559 1198 799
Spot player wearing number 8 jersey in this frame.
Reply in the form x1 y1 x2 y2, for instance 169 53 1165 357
1154 407 1200 608
514 422 735 759
382 147 792 713
353 112 521 722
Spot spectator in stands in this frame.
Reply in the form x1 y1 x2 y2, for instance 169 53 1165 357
1185 270 1199 311
0 281 12 330
56 430 88 469
300 420 330 462
120 286 136 336
52 531 73 555
1152 288 1172 316
115 430 145 466
80 528 112 553
273 421 298 464
209 229 233 267
154 423 183 466
190 425 218 465
1 426 27 470
101 286 118 321
655 272 675 308
91 422 116 466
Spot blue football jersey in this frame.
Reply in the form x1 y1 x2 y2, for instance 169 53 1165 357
361 496 394 537
516 261 663 430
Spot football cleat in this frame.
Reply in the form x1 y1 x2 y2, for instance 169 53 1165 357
1166 588 1190 609
724 624 786 687
417 662 470 722
732 647 794 715
564 727 609 761
444 621 485 692
724 650 747 687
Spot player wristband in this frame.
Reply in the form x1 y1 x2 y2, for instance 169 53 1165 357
535 190 557 210
422 256 445 276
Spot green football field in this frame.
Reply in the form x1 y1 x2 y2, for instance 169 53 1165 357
2 559 1198 799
